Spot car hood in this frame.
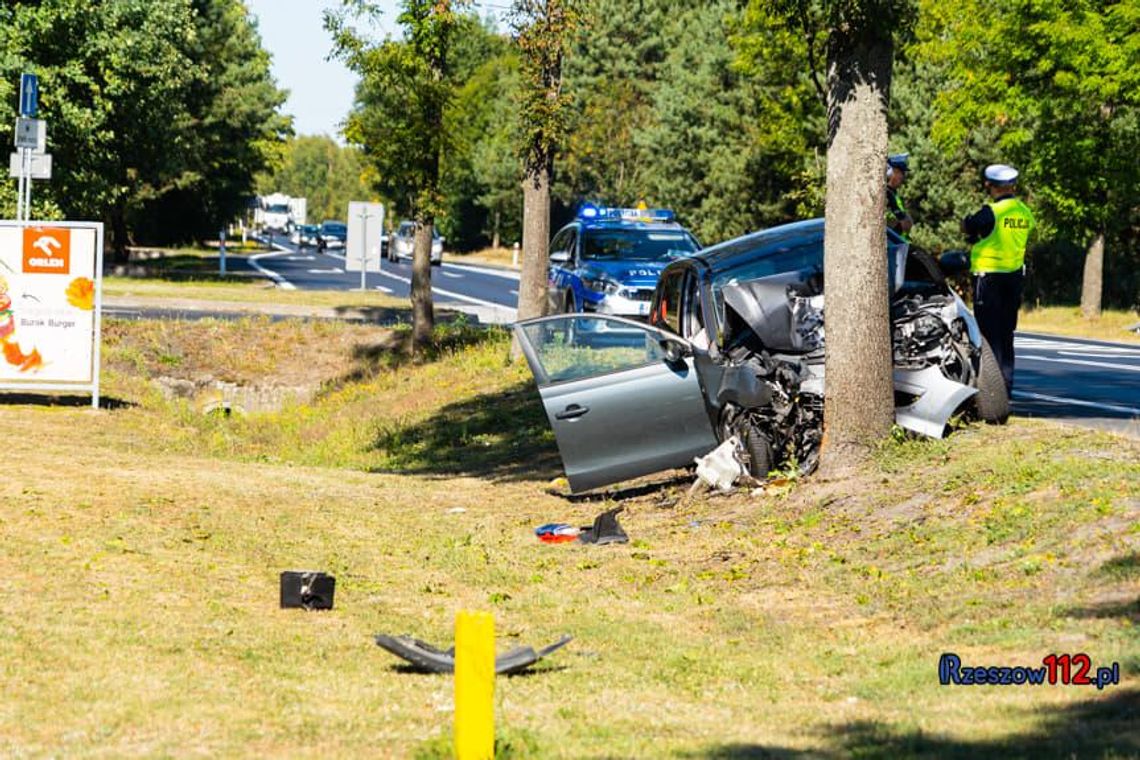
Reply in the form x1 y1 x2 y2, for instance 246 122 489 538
581 260 667 287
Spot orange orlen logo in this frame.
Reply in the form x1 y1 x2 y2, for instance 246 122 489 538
22 227 71 275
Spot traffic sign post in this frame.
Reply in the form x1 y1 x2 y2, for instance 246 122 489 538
19 73 38 118
346 201 385 290
11 76 48 223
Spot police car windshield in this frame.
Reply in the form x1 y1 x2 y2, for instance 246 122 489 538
581 229 697 262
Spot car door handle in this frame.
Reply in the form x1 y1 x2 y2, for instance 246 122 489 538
555 404 590 420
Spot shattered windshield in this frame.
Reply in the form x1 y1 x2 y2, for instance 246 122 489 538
581 229 698 262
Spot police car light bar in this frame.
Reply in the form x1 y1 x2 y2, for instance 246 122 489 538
576 205 675 223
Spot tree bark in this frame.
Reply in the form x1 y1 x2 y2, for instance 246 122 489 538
492 209 501 250
411 217 435 351
819 27 896 473
1080 232 1104 320
512 160 552 359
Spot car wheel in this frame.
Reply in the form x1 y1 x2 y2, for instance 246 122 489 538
974 337 1010 424
743 423 773 478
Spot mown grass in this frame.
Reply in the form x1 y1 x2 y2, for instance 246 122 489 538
1019 305 1140 343
0 316 1137 758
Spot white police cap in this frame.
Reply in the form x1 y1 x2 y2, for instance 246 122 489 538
984 164 1019 185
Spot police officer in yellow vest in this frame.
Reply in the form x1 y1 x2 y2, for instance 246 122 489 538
886 153 913 240
961 164 1035 394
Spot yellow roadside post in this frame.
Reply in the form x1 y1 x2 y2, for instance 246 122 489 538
454 610 495 760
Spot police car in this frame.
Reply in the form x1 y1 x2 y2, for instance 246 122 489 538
547 205 701 318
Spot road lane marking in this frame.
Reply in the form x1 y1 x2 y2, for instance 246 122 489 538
441 270 463 279
1012 390 1140 416
286 255 315 261
1018 355 1140 373
307 267 345 274
375 285 394 294
249 249 297 291
442 262 520 281
510 289 518 295
375 269 511 309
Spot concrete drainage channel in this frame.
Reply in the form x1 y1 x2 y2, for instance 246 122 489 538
156 377 315 415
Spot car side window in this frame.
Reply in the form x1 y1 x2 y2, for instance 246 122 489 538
653 270 684 336
520 317 667 386
681 275 706 343
549 229 569 258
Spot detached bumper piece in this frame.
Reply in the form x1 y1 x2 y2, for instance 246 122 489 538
374 634 573 675
535 507 629 545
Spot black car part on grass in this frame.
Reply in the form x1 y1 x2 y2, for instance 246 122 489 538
374 634 573 675
280 570 336 610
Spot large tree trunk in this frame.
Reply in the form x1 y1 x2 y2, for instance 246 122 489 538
512 161 552 358
492 209 501 250
411 217 435 351
819 27 896 474
1080 232 1104 320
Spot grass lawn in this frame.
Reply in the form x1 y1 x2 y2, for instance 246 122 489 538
1019 306 1140 343
0 318 1137 758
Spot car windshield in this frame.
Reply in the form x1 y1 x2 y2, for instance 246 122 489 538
266 204 289 214
322 223 346 235
581 229 697 262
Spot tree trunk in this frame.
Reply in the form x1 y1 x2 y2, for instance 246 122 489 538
819 27 896 474
411 217 435 351
1080 232 1104 320
492 209 501 250
109 205 131 265
512 160 552 359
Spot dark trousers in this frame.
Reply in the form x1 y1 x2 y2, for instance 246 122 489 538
973 270 1023 393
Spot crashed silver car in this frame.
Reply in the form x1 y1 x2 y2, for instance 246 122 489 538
514 219 1008 493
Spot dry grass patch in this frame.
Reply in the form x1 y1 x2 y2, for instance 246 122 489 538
1019 305 1140 343
0 319 1137 757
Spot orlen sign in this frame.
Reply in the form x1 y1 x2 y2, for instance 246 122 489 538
23 226 71 274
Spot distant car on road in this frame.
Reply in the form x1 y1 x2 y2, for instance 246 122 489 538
291 224 320 248
316 221 347 251
387 220 443 265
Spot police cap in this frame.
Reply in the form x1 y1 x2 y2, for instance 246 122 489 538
887 153 910 172
984 164 1019 185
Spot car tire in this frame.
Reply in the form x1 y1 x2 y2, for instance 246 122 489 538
974 337 1010 424
743 423 773 478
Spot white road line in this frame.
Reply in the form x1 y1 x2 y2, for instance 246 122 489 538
374 285 393 294
286 255 315 262
442 262 520 281
510 289 518 295
1012 391 1140 416
1018 355 1140 373
307 267 345 274
440 270 463 279
249 249 297 291
376 269 509 309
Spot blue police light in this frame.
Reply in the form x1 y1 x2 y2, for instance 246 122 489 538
578 203 600 220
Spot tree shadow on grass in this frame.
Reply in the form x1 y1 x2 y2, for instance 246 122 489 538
0 392 133 410
366 379 561 483
693 688 1140 759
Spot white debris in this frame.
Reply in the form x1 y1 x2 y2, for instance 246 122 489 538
693 436 745 493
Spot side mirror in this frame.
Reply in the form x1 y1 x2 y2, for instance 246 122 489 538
658 337 691 363
939 250 970 276
549 250 571 264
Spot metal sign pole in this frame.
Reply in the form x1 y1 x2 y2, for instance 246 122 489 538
15 149 25 222
360 213 368 291
23 148 32 220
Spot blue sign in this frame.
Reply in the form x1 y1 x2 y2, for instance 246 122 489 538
19 73 38 118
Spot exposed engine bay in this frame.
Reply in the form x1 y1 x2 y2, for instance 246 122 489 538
710 249 981 478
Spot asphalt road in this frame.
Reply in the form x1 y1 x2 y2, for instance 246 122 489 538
252 237 519 323
1011 333 1140 436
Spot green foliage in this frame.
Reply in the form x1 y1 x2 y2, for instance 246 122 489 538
256 135 373 223
0 0 287 252
327 0 470 220
511 0 583 178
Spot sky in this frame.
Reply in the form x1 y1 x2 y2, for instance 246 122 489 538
245 0 401 140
